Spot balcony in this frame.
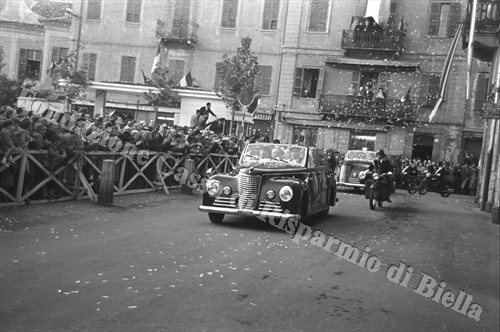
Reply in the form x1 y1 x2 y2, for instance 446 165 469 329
319 95 417 122
464 0 500 34
341 30 406 53
482 102 500 119
156 19 199 46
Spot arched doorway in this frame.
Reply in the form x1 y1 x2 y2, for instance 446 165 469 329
412 134 434 161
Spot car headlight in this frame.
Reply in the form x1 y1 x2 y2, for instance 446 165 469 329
373 173 380 180
207 179 220 196
279 186 293 202
223 186 232 196
359 171 366 180
266 190 276 200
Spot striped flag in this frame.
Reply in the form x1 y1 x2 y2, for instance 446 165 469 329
428 21 464 122
400 86 411 103
178 72 193 87
151 44 161 74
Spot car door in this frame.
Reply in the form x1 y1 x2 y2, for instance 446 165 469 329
307 149 324 212
316 149 330 207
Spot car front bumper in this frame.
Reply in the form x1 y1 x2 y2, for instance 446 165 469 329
337 181 365 189
198 205 301 220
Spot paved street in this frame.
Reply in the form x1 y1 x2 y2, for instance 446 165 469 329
0 189 498 332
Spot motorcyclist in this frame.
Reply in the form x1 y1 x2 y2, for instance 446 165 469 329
368 149 394 202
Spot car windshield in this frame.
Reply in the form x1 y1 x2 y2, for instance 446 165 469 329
345 150 376 161
240 143 307 168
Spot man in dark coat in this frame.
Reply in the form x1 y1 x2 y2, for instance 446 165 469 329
368 149 394 202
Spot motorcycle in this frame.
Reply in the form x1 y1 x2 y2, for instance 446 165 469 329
418 170 452 197
401 166 420 194
359 170 394 210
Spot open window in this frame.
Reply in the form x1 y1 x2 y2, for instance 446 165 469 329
293 68 324 99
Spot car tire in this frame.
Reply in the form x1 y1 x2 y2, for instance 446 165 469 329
299 197 309 224
318 207 329 218
208 213 224 224
369 188 376 210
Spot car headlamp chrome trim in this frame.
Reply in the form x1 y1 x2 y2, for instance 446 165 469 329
207 179 220 196
266 190 276 200
279 186 293 202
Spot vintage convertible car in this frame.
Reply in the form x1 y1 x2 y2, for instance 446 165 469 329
337 149 376 192
198 143 338 224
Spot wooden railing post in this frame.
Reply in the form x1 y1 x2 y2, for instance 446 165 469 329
181 158 195 194
97 159 115 206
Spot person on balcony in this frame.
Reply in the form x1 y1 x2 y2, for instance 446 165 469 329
347 84 356 96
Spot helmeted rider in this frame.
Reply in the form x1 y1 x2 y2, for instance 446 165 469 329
368 149 394 202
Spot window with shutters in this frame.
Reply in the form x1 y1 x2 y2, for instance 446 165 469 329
221 0 238 28
87 0 102 21
473 73 489 111
255 65 272 96
82 53 97 80
262 0 279 30
18 48 42 81
307 0 330 32
168 59 185 85
173 0 191 39
126 0 142 23
419 73 441 107
427 2 461 37
51 47 69 65
120 56 136 82
293 68 322 99
214 62 225 91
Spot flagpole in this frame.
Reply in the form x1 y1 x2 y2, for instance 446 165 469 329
466 0 478 100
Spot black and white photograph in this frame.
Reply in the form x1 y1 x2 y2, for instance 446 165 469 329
0 0 499 331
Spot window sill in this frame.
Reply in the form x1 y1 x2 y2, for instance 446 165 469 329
220 27 237 31
86 19 101 23
260 29 278 33
125 22 141 26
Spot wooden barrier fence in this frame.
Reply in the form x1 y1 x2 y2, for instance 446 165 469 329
0 150 239 207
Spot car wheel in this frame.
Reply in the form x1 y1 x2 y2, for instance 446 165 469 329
208 213 224 224
299 197 309 224
318 207 329 218
369 188 376 210
378 199 383 207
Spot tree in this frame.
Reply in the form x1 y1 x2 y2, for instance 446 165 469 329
0 48 22 107
50 52 88 111
216 37 259 130
143 66 181 117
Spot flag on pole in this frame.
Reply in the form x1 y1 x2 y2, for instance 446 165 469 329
178 72 193 87
400 86 411 103
151 44 161 74
428 20 464 122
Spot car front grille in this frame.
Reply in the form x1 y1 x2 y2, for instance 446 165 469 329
258 201 283 213
238 173 261 210
214 197 237 208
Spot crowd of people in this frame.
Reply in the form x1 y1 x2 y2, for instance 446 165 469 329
0 101 481 201
0 103 270 202
397 156 479 196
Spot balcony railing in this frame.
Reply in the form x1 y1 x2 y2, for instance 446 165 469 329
319 95 417 121
464 0 500 33
341 30 406 52
156 19 199 45
482 102 500 119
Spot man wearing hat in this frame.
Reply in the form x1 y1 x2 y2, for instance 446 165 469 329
369 149 394 202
